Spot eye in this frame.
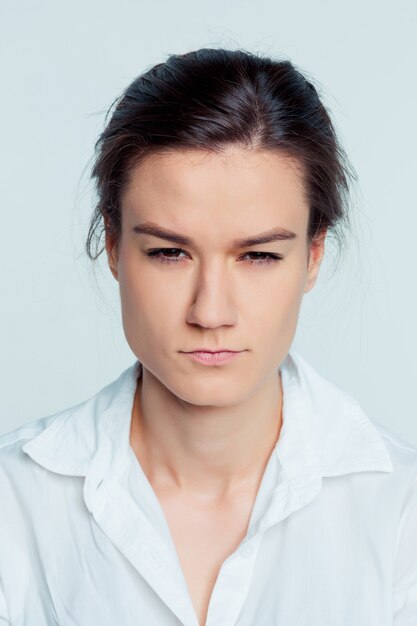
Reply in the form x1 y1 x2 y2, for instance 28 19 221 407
242 252 284 265
145 248 284 266
146 248 188 264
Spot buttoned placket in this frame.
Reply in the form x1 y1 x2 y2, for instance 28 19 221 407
84 462 323 626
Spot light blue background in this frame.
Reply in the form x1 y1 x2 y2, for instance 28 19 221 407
1 0 416 445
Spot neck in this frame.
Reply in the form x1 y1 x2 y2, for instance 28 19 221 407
129 367 283 503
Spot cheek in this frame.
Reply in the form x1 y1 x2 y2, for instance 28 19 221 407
119 246 183 304
249 257 307 314
250 262 307 351
277 262 308 325
117 253 181 357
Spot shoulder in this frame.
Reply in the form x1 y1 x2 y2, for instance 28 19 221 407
0 412 61 450
377 423 417 603
0 412 65 483
370 418 417 500
0 361 140 486
373 418 417 469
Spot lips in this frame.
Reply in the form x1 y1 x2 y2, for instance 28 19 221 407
191 351 236 356
182 350 244 365
184 349 241 353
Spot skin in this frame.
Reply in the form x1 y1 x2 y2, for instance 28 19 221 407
105 146 326 505
105 146 327 624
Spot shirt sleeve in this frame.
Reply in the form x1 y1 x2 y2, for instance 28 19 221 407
393 470 417 623
0 578 10 625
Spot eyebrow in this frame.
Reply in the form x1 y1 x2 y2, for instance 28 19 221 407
132 222 297 247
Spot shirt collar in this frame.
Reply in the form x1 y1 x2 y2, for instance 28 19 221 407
22 349 393 498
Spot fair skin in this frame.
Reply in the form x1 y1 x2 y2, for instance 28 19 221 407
105 146 326 624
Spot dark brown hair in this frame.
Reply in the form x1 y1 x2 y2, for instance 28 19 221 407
86 47 357 264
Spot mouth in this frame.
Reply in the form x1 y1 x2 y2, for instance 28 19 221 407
182 348 243 353
181 350 244 366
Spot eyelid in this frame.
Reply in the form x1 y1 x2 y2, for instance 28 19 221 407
145 246 285 256
145 247 284 266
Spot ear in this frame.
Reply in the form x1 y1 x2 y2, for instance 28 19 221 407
104 216 119 282
304 228 327 294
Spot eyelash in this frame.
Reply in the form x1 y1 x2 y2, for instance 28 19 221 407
145 248 284 266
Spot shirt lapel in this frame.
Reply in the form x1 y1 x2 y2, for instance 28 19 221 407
246 349 393 537
22 362 199 625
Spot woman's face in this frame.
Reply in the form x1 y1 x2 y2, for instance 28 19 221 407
106 147 326 406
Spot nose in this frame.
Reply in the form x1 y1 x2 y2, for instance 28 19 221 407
186 261 237 329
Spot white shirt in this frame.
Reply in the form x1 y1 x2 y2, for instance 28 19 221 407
1 349 417 625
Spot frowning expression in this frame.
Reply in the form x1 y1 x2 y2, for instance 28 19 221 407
105 147 326 405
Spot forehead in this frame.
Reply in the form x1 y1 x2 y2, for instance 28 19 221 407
121 147 309 235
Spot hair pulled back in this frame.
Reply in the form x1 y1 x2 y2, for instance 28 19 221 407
86 47 356 262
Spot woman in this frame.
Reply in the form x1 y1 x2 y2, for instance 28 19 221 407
1 48 416 626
